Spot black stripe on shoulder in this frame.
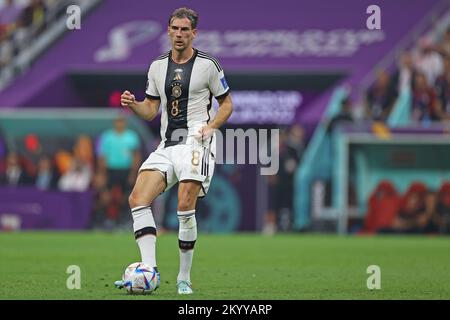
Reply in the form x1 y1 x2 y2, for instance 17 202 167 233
155 51 170 61
197 51 222 72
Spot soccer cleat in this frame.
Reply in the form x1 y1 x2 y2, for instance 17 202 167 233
177 280 193 294
114 280 126 289
154 271 161 290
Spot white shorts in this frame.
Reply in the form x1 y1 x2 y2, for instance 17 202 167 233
139 136 215 198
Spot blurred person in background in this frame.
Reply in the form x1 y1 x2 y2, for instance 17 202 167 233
391 51 417 94
0 151 32 187
379 184 434 234
21 133 42 179
434 58 450 115
91 170 112 229
73 134 94 170
327 96 354 133
97 115 141 227
58 158 92 192
437 27 450 58
0 31 13 68
11 13 30 54
0 0 23 32
20 0 46 36
413 36 444 87
263 125 305 235
34 154 58 190
431 183 450 234
98 115 141 196
411 72 446 123
365 69 396 121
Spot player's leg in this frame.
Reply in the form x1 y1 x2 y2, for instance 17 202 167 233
115 169 166 290
176 179 202 294
129 170 166 268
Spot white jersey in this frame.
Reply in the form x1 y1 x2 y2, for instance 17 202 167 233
145 49 230 148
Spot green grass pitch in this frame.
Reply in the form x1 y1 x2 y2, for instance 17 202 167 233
0 232 449 299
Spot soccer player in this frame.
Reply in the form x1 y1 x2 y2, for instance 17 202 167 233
114 7 233 294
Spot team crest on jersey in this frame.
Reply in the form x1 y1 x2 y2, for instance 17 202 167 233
172 85 182 98
173 68 183 81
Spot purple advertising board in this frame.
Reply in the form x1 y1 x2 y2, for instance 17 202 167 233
0 0 444 120
0 187 93 230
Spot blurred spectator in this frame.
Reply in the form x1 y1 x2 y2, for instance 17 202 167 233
434 64 450 115
34 154 58 190
365 69 396 121
58 158 92 192
20 0 46 34
431 182 450 234
327 96 354 133
0 31 13 68
413 36 444 86
73 134 94 169
379 182 433 234
287 124 305 160
0 0 22 31
97 116 141 225
54 149 73 175
0 152 32 186
361 180 400 234
21 133 43 179
411 72 446 123
263 125 305 234
390 51 417 96
98 116 141 192
11 13 30 54
438 27 450 58
91 170 111 229
392 183 427 231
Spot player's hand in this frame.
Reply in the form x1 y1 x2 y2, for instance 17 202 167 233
197 125 215 141
121 90 136 108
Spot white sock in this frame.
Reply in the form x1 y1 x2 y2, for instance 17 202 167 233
132 206 157 268
177 210 197 282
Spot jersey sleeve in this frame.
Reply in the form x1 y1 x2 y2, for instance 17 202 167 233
145 61 160 100
208 62 230 99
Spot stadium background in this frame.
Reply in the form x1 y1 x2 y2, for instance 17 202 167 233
1 0 450 300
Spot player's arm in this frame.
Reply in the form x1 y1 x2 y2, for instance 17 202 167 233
121 91 160 121
199 61 234 138
209 94 233 129
198 94 233 139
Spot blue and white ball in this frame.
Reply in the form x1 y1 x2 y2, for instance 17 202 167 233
122 262 158 294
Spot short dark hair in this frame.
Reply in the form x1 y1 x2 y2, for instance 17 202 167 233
169 7 199 29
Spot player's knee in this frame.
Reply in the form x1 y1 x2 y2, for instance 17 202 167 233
178 202 192 212
128 191 149 209
178 196 196 211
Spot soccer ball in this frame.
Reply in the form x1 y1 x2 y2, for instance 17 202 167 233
122 262 158 294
